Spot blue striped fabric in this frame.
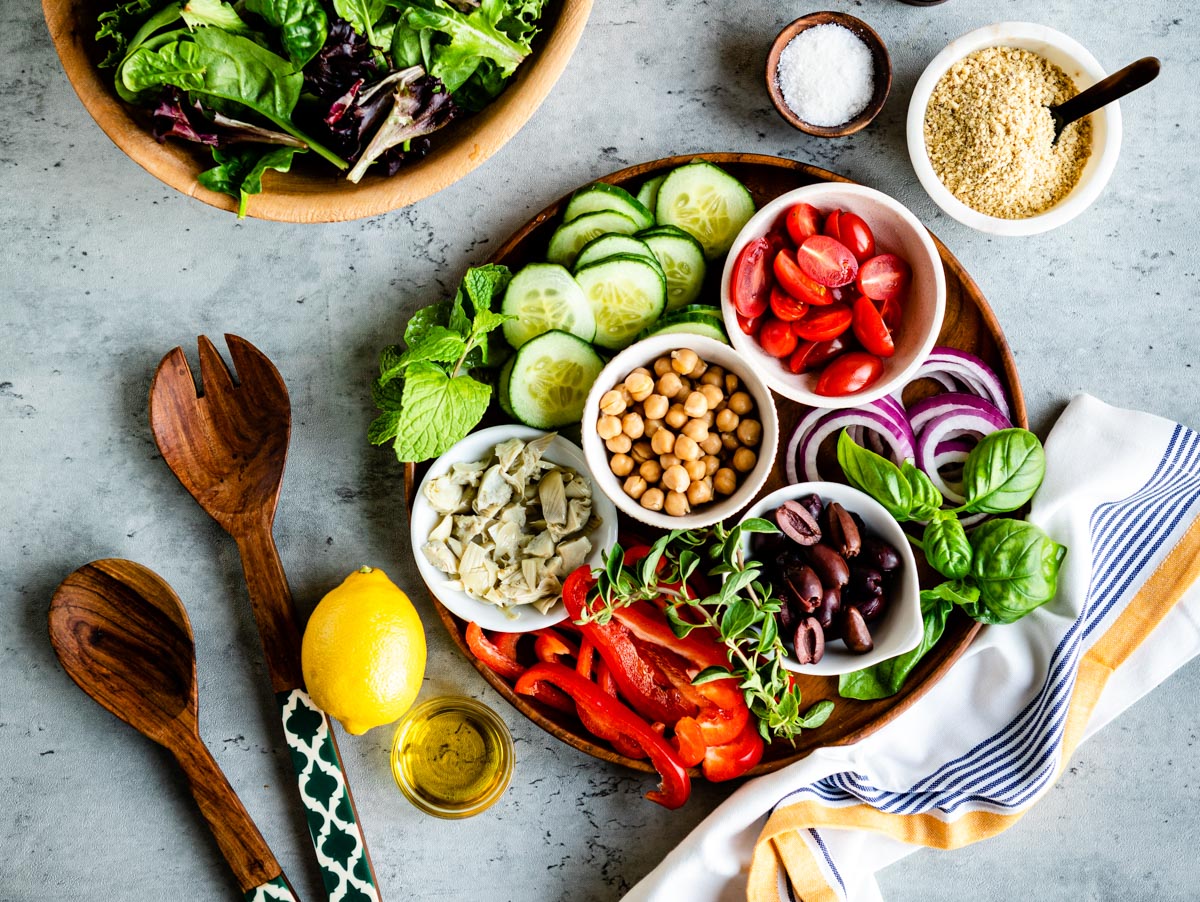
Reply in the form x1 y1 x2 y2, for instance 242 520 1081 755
774 424 1200 898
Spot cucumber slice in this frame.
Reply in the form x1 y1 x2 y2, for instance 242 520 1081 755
636 174 667 215
640 318 729 344
657 304 722 325
497 356 516 419
507 330 605 429
501 263 595 349
546 210 640 268
574 234 657 272
564 183 654 230
637 226 707 311
654 161 757 260
573 254 668 350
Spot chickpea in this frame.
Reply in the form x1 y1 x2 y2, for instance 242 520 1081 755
642 393 669 421
640 487 665 511
631 440 653 463
671 348 699 375
699 410 715 429
630 365 653 379
643 418 663 439
623 475 648 500
622 412 645 440
684 458 707 482
659 453 681 469
733 447 757 473
673 434 701 462
736 418 762 447
651 428 675 456
722 432 740 452
665 403 688 429
687 478 713 506
662 464 691 494
687 357 708 379
716 408 740 434
698 383 724 411
639 459 663 483
619 385 634 406
683 391 708 418
714 468 737 495
597 415 622 440
699 434 723 456
606 433 632 454
728 391 753 415
656 371 683 399
702 454 721 476
700 365 725 387
624 371 654 402
609 453 634 477
725 373 739 394
675 376 693 398
599 389 626 416
681 418 709 443
653 356 674 377
664 491 691 518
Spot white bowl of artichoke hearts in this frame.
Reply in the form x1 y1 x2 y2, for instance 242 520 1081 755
412 425 617 632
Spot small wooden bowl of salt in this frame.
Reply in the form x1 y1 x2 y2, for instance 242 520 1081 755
766 12 892 137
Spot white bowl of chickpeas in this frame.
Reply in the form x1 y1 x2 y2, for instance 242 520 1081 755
581 333 779 529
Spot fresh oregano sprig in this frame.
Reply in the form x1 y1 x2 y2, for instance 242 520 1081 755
577 522 834 744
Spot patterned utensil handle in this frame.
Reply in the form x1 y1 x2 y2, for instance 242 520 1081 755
246 877 301 902
280 689 381 902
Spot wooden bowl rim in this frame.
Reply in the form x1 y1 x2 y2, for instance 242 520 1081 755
765 11 893 138
407 151 1025 778
40 0 594 222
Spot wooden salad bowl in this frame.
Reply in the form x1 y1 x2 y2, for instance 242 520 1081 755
41 0 593 222
405 152 1026 778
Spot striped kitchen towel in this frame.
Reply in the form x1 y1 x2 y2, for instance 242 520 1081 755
624 394 1200 902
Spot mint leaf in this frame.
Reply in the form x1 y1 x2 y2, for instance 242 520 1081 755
448 286 471 334
403 301 451 347
462 263 513 314
367 409 402 445
393 362 491 461
398 325 468 370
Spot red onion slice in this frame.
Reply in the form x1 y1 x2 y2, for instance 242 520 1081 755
914 406 1010 503
913 347 1011 420
786 405 915 484
908 392 1010 438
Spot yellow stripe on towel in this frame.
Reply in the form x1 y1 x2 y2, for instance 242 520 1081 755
750 512 1200 902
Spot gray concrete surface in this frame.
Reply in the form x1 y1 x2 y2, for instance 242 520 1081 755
2 1 1197 900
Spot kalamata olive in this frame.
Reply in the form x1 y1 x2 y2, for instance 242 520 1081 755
842 606 874 654
860 536 901 573
780 562 822 612
804 543 849 589
825 502 861 558
775 596 803 635
852 593 887 622
815 586 841 631
751 532 789 560
775 501 821 545
846 565 884 603
793 617 824 665
797 493 824 522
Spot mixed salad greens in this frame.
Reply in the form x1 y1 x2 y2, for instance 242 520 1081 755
97 0 550 215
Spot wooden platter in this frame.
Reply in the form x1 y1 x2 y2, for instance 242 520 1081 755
405 152 1026 778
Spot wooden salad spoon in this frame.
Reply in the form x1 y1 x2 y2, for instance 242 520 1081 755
49 559 299 902
148 334 381 902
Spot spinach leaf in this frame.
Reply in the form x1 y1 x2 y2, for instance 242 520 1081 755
961 428 1047 514
180 0 250 32
333 0 387 45
902 460 943 521
403 0 531 92
836 430 912 521
839 592 954 700
965 519 1066 624
922 512 972 579
245 0 329 68
391 18 424 67
197 145 303 217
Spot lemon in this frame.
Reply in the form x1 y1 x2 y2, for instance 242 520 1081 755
302 566 427 735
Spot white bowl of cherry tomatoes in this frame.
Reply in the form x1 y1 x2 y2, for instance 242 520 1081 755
720 183 946 408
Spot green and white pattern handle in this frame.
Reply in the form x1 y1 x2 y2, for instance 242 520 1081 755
246 877 301 902
280 689 380 902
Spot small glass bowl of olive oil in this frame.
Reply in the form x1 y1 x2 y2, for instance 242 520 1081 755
390 696 514 818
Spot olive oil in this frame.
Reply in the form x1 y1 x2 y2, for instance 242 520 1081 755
391 697 514 818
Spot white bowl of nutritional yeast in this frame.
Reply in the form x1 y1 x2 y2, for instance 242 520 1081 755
907 22 1123 237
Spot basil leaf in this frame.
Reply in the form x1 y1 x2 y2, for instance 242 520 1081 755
922 512 972 579
692 666 734 686
961 429 1047 514
921 579 980 607
965 519 1066 624
245 0 329 68
902 461 943 521
836 430 912 520
839 593 954 700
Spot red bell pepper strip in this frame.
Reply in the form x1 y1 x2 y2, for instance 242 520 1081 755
466 622 525 681
534 629 579 665
576 637 596 679
522 680 574 713
589 660 647 760
702 721 765 782
673 716 706 768
516 663 691 809
635 642 750 747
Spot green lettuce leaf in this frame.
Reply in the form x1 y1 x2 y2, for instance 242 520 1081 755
403 0 530 92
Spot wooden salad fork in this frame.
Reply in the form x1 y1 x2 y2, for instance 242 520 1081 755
149 334 381 902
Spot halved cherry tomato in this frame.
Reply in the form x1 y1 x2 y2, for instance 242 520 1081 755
730 237 772 318
791 303 852 342
851 295 895 358
796 235 859 288
769 285 808 321
773 249 831 306
833 212 875 261
876 296 902 331
785 203 821 245
856 253 912 302
702 721 765 782
821 209 841 241
736 311 761 336
815 352 884 396
787 336 852 373
758 316 798 358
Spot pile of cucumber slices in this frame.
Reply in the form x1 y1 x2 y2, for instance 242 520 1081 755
497 161 756 430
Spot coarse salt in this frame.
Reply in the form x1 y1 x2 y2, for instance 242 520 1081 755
776 23 875 127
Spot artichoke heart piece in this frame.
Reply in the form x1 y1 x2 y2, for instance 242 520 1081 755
424 474 468 514
475 464 514 517
421 540 458 575
539 468 567 527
